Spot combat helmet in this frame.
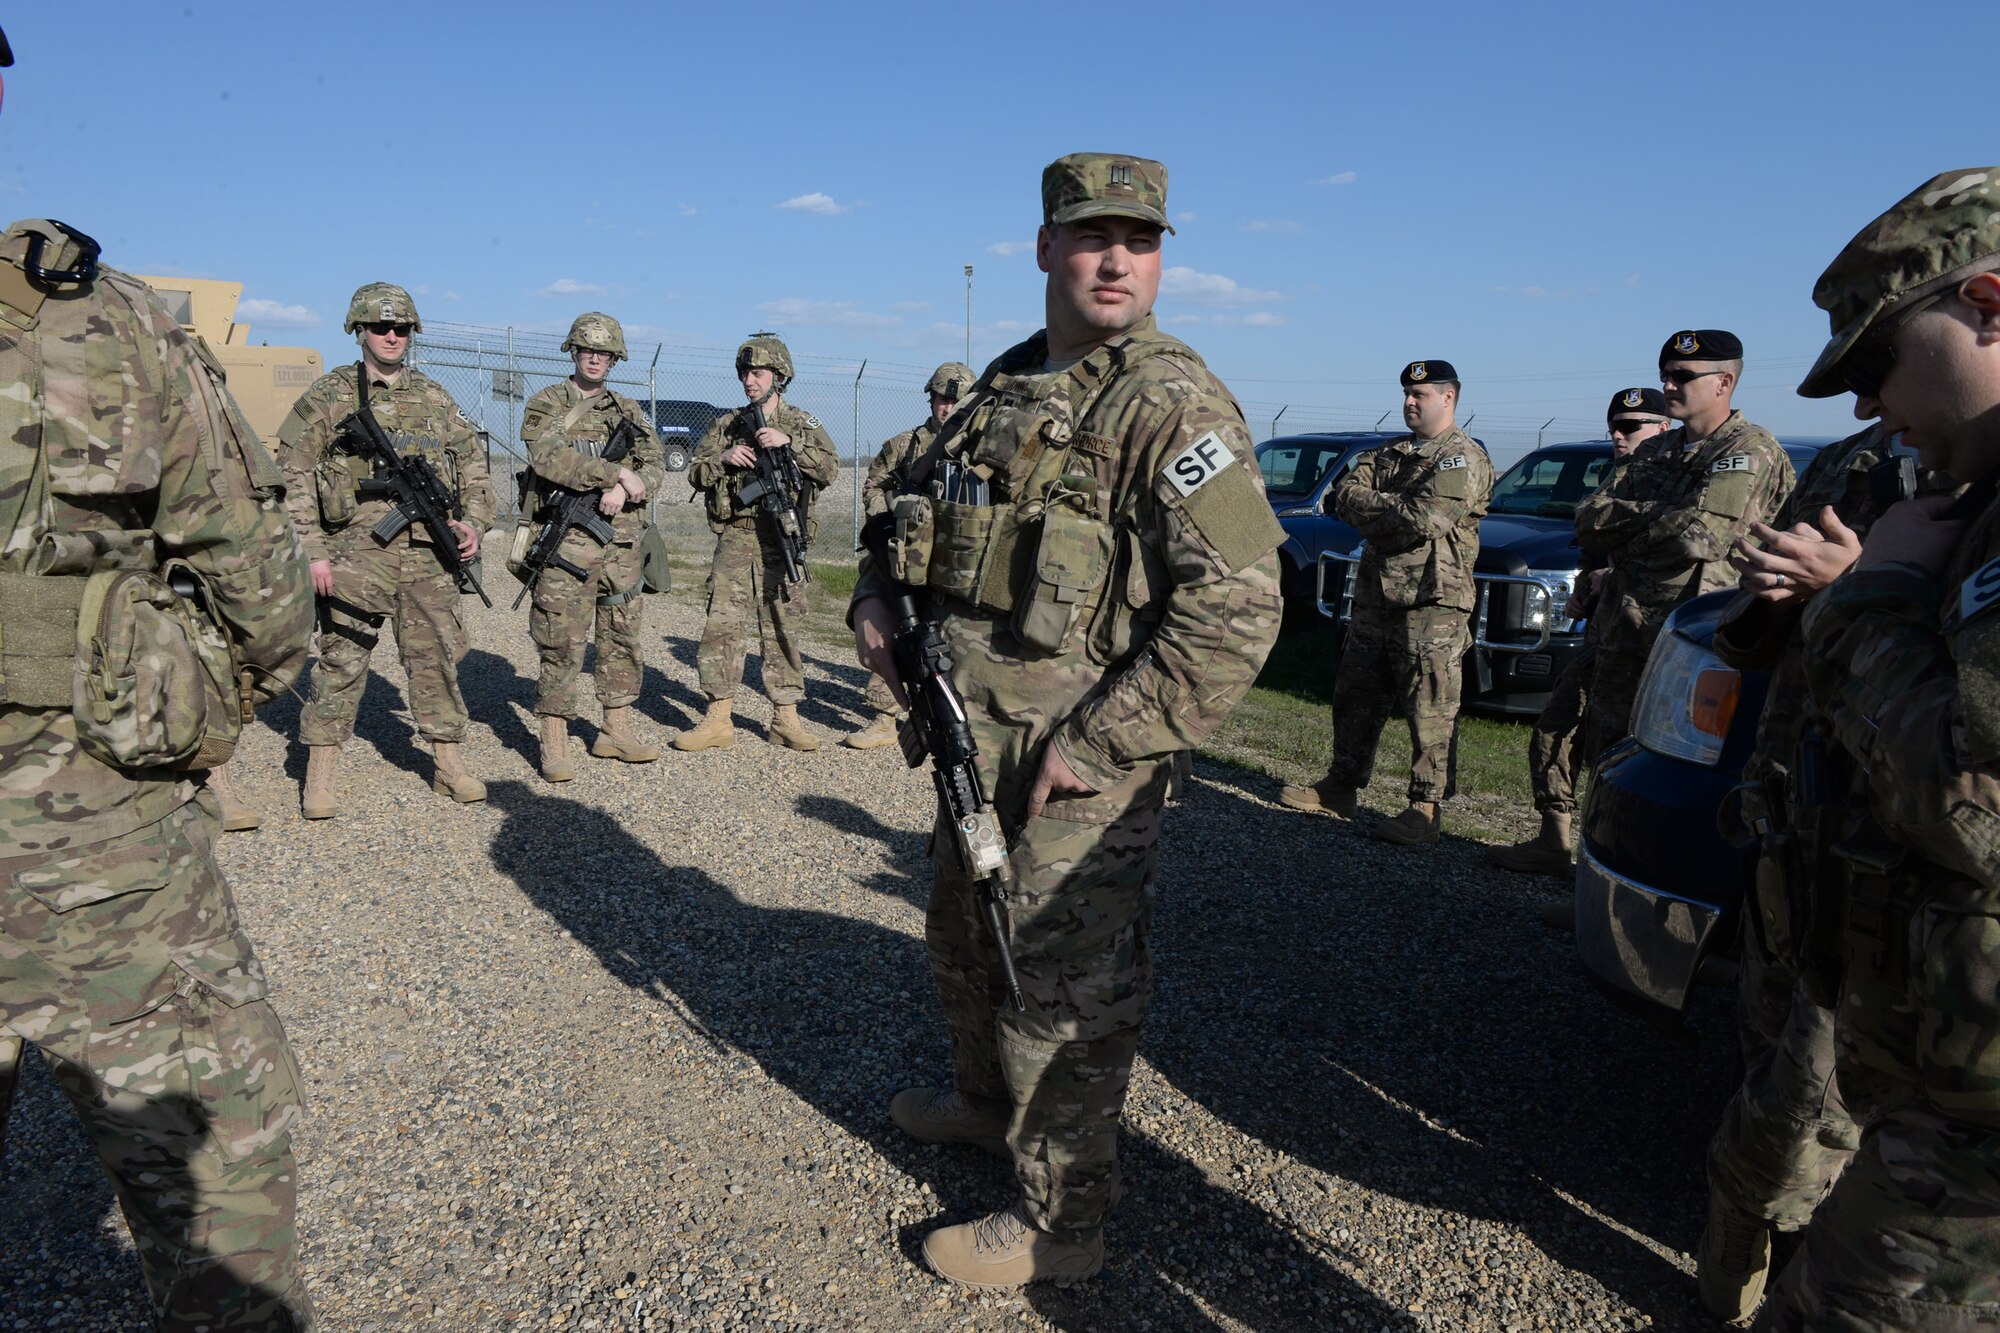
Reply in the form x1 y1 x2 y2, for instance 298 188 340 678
563 311 627 361
925 361 976 400
736 332 794 387
344 282 421 334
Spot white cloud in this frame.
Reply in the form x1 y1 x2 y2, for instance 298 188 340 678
1175 212 1198 224
1241 219 1303 235
985 240 1033 257
1309 171 1358 186
677 203 700 217
893 301 931 314
756 297 896 329
237 298 319 329
1160 266 1284 308
537 278 607 297
777 192 847 216
1224 311 1287 328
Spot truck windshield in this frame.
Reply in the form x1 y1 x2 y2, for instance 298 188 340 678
1488 446 1613 520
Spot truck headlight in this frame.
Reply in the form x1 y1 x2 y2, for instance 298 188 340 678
1631 630 1741 767
1517 569 1580 636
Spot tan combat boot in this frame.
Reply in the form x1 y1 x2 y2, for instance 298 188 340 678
842 712 900 750
591 705 661 764
539 715 576 783
1697 1188 1773 1325
302 746 341 820
1484 810 1573 877
889 1087 1010 1160
672 699 735 751
768 704 820 752
206 761 262 832
922 1205 1104 1289
431 741 487 803
1376 800 1441 846
1277 777 1357 819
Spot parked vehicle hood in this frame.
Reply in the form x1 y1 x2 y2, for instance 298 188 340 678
1475 513 1582 576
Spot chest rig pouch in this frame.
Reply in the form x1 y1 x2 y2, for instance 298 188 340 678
925 344 1146 655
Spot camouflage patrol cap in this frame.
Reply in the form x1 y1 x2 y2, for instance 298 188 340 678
736 332 794 384
1799 168 2000 398
1042 153 1174 235
562 311 627 360
344 282 421 333
925 362 976 400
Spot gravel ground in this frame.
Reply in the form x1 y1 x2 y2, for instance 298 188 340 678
2 570 1745 1332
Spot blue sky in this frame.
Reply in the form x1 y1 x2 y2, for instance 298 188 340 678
8 1 1991 457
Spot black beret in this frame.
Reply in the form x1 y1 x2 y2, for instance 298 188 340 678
1659 329 1743 365
0 25 12 67
1607 387 1670 422
1399 359 1458 387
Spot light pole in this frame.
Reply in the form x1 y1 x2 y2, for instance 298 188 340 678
964 264 974 365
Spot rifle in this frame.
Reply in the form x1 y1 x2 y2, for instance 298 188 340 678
861 513 1025 1010
337 371 492 606
736 402 811 595
511 416 640 609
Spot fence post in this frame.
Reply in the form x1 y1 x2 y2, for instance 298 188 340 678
852 360 868 553
1536 416 1555 447
1270 404 1288 438
506 327 518 460
1374 410 1391 428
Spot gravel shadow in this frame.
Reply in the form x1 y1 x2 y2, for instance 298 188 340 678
460 647 538 769
483 778 1408 1332
1137 756 1731 1328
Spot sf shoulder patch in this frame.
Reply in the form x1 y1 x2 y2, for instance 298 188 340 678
799 412 822 430
1165 430 1238 497
1961 555 2000 624
1433 453 1474 499
1712 454 1751 473
1163 430 1283 575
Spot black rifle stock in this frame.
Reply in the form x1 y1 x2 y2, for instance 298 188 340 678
861 513 1025 1010
511 417 640 609
737 403 810 595
339 379 491 606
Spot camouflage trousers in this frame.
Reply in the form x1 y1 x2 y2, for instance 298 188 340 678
863 671 898 717
0 796 313 1330
927 794 1161 1241
1527 644 1594 815
1329 606 1469 803
301 538 469 745
696 521 806 707
529 532 645 718
1707 921 1858 1230
1582 645 1647 765
1756 1106 2000 1331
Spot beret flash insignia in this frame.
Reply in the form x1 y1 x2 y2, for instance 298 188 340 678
1407 362 1428 382
1673 332 1700 355
1623 389 1644 408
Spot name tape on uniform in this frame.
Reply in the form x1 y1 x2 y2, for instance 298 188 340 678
1165 431 1239 498
1712 454 1752 474
1439 455 1467 471
1962 555 2000 624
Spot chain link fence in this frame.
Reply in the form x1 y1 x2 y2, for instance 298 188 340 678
410 320 1602 557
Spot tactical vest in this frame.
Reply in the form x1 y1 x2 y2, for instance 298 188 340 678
890 332 1184 657
0 227 246 768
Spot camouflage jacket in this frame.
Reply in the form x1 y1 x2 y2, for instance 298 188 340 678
520 380 667 545
854 317 1285 819
864 417 939 521
0 221 312 854
686 399 837 532
276 361 496 565
1575 411 1793 655
1800 486 2000 1124
1335 428 1492 614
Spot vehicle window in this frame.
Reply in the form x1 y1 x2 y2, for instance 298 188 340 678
1256 442 1340 498
1488 447 1614 519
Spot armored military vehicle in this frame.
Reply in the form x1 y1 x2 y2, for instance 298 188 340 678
132 275 322 442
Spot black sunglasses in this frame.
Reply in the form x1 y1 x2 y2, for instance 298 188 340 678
1838 287 1954 398
1609 418 1660 435
1659 367 1723 388
364 321 414 337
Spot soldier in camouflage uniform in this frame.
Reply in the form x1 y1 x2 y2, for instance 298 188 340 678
846 360 974 750
0 193 317 1327
277 283 496 813
1488 387 1673 876
1281 360 1493 846
852 153 1285 1286
517 313 666 781
1750 168 2000 1333
1690 422 1937 1321
1573 330 1794 766
676 334 837 753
